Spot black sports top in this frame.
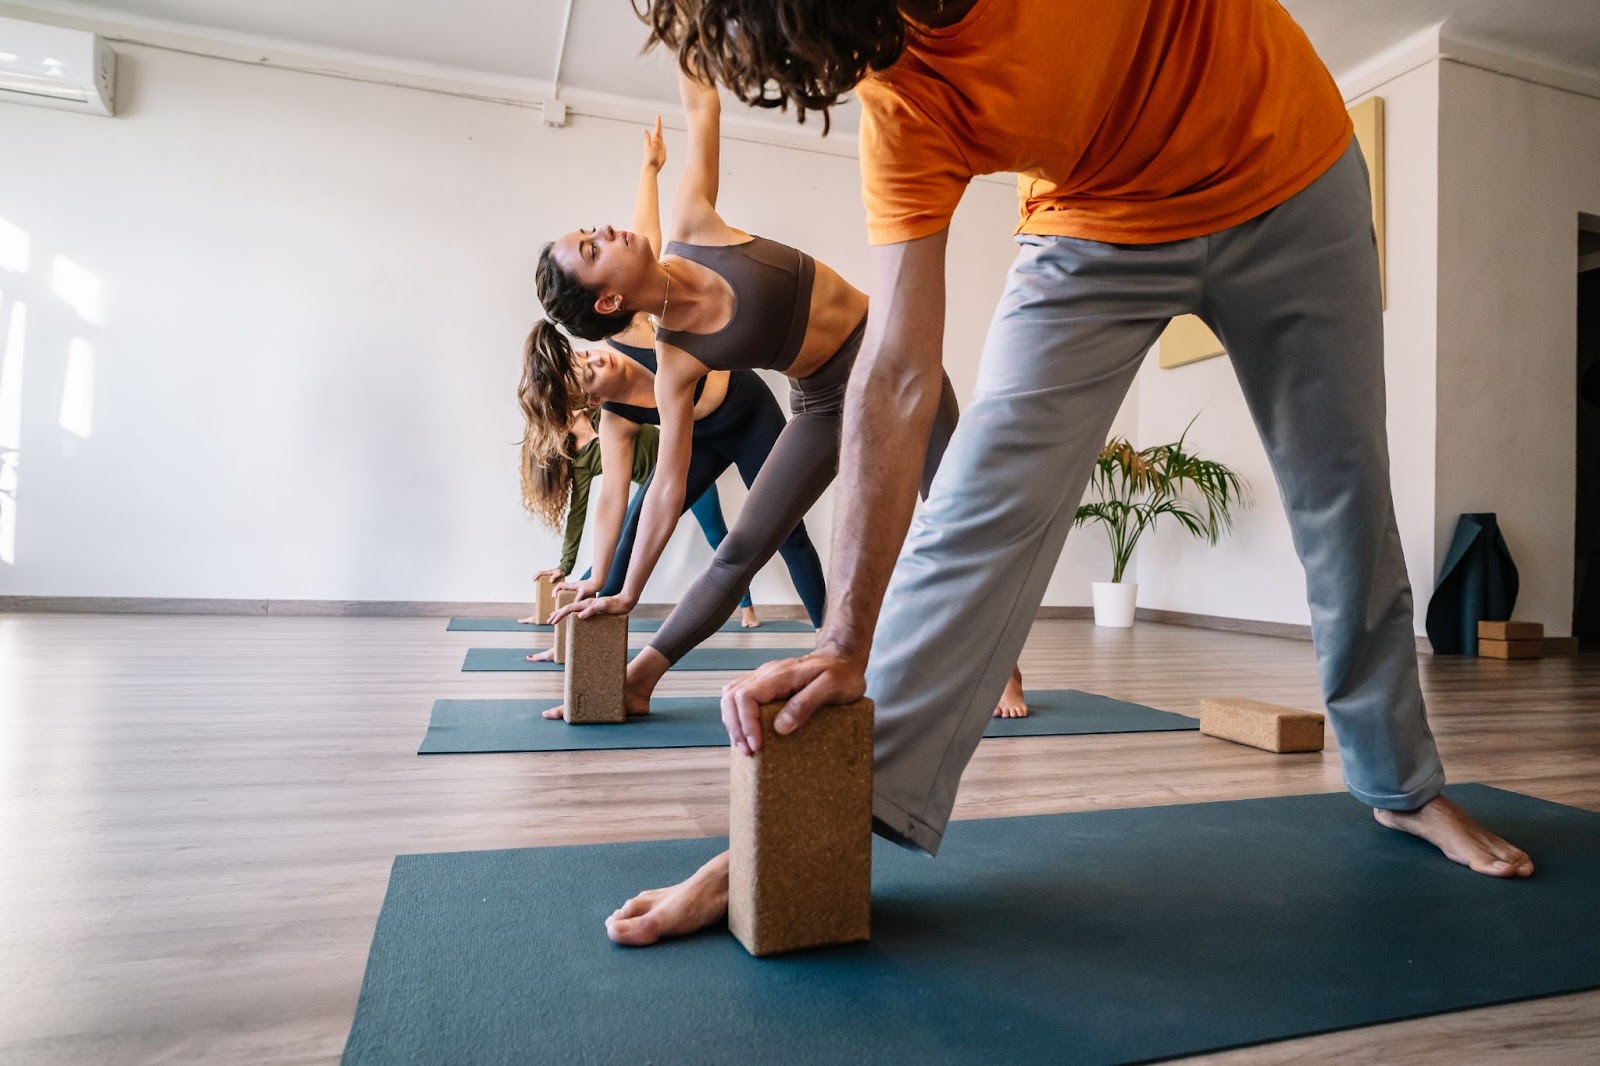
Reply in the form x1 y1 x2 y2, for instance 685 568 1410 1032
654 236 815 373
600 337 704 426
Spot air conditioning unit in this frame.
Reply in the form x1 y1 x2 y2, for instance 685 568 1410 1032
0 16 116 116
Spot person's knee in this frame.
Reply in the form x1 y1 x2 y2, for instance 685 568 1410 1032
713 526 768 570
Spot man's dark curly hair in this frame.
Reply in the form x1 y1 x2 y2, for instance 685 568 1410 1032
635 0 908 134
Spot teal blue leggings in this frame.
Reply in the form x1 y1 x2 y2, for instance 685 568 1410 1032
685 483 754 611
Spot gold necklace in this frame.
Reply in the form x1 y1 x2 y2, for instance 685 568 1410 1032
657 261 672 329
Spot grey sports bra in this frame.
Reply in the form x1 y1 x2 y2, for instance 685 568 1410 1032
656 236 816 374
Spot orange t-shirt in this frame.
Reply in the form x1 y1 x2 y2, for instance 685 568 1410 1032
856 0 1353 246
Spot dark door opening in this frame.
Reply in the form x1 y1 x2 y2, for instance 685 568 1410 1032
1576 219 1600 647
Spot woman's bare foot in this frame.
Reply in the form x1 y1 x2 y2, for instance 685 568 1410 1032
516 613 539 625
993 666 1029 718
1373 795 1534 877
607 851 730 946
740 606 761 628
542 661 660 720
526 648 554 662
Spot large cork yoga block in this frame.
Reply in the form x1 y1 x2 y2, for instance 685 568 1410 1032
561 612 628 724
1478 620 1543 642
532 574 560 624
550 589 579 664
1199 697 1325 754
728 699 874 957
1478 638 1542 660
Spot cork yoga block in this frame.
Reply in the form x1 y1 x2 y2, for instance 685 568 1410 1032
561 612 629 724
1199 697 1325 754
1478 638 1542 660
532 574 560 625
550 589 579 664
729 699 874 957
1477 621 1544 642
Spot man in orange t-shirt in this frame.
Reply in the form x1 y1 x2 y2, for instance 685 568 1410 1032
603 0 1531 947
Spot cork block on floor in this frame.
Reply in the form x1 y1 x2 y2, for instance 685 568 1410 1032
1478 621 1544 642
532 574 560 624
550 589 579 664
1478 638 1542 660
728 699 874 957
1199 697 1324 754
561 612 628 724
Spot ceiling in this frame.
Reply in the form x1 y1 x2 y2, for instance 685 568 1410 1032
9 0 1600 130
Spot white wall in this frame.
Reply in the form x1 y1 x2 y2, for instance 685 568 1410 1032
1135 61 1444 631
1435 60 1600 639
0 41 1130 606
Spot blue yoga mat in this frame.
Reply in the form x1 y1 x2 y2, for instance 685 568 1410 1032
342 785 1599 1065
462 646 815 673
448 616 814 634
418 690 1197 753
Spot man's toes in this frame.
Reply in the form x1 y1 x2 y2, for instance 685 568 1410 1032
606 913 660 946
1473 855 1521 878
1496 847 1534 876
612 893 659 921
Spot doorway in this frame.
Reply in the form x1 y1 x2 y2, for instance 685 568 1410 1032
1576 214 1600 647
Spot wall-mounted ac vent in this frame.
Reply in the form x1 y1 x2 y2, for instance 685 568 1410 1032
0 16 116 116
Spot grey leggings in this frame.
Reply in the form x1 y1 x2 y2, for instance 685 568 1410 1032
650 317 960 662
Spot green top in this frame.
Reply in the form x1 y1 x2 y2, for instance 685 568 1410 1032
559 410 660 575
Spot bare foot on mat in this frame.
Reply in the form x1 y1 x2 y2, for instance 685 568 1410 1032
1373 794 1534 877
607 852 731 946
993 667 1029 718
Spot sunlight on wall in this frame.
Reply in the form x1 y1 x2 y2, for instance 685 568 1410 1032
0 301 25 565
59 337 94 439
0 217 27 274
51 254 104 326
0 302 24 450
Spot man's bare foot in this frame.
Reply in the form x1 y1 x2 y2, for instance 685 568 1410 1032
542 685 655 719
526 648 554 662
607 851 730 946
740 606 761 628
1373 794 1534 877
993 666 1029 718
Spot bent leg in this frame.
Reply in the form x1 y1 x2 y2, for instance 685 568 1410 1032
651 407 840 659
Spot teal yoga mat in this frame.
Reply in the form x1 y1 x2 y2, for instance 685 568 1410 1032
462 646 814 673
418 690 1197 754
342 785 1599 1065
448 617 815 634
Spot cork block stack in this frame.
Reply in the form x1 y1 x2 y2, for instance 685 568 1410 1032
1478 621 1543 660
550 589 579 664
1199 697 1324 753
729 699 874 957
561 612 629 724
531 574 560 624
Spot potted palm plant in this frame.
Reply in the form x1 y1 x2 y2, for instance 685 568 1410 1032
1074 425 1250 627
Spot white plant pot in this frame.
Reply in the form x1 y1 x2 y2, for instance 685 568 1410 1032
1092 581 1138 628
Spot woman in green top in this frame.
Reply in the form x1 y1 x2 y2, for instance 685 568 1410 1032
521 404 760 631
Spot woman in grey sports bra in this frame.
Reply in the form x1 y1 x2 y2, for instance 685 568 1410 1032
538 70 1031 721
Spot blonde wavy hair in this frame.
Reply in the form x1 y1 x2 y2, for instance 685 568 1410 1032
519 319 588 530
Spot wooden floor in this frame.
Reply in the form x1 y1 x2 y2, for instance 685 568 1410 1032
1 613 1597 1065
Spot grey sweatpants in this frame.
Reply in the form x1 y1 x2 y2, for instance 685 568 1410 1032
868 138 1445 855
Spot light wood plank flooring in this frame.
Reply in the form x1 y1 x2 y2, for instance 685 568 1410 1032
1 614 1596 1065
